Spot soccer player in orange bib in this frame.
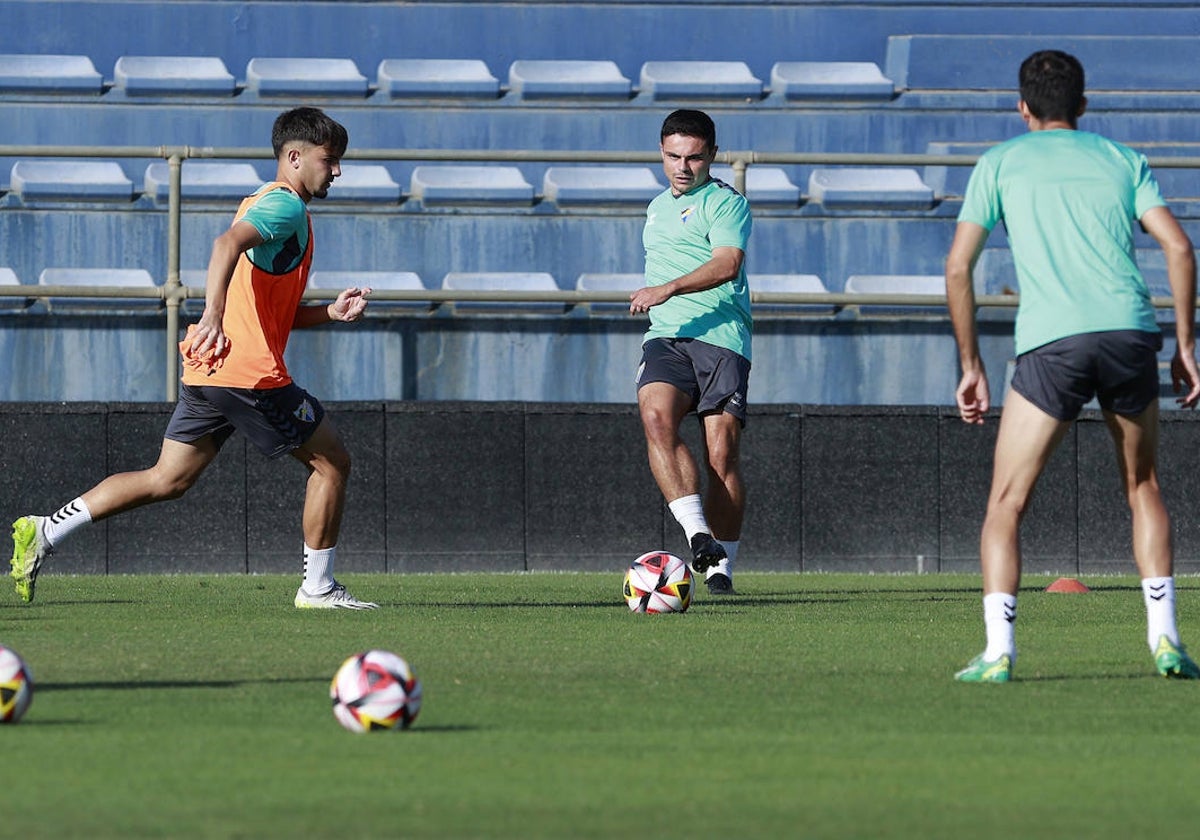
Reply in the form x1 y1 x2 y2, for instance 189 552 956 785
11 107 378 609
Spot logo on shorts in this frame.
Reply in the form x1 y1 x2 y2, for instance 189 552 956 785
293 399 315 423
635 362 645 385
728 392 745 409
680 206 695 224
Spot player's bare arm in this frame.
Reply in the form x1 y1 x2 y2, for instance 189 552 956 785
1141 205 1200 408
293 287 374 328
945 221 990 423
629 246 744 314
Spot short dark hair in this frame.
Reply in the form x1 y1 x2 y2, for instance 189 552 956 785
660 109 717 151
1019 50 1085 124
271 107 349 158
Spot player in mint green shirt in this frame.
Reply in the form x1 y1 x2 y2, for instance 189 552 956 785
630 109 752 596
946 50 1200 683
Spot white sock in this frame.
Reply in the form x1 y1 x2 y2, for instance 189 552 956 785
667 494 709 543
708 539 738 579
302 544 336 594
43 498 92 548
983 592 1017 662
1142 576 1179 651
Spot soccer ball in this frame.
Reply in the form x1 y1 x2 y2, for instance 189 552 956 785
330 649 422 733
623 551 693 614
0 645 33 724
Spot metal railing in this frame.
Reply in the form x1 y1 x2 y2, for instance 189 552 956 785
3 143 1199 399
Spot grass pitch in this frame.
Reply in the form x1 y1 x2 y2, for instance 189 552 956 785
2 572 1198 839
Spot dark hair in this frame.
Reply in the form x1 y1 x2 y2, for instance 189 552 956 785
660 109 717 151
271 107 349 158
1018 50 1085 125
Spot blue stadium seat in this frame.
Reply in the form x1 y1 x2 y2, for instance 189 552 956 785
376 59 499 99
508 60 631 99
38 268 161 312
327 164 402 203
144 162 263 202
575 272 642 314
808 169 934 210
638 61 763 100
245 57 369 97
543 166 662 207
410 166 534 206
442 271 564 313
711 165 801 207
769 62 894 101
922 142 992 199
11 160 135 201
309 270 429 311
113 56 236 96
843 274 945 316
0 54 102 93
0 266 31 311
751 274 835 315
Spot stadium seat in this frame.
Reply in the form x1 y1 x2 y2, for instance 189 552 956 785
711 165 801 207
327 164 402 203
543 166 662 206
37 268 161 312
143 161 263 202
575 272 642 314
308 270 429 311
807 169 935 210
843 274 946 316
0 54 102 93
410 166 534 206
442 272 564 313
245 57 369 97
922 142 993 199
638 61 763 100
113 56 236 96
507 60 632 99
376 58 500 99
750 274 835 315
769 62 895 101
10 160 135 201
0 266 31 311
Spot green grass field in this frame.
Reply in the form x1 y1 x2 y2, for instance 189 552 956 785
2 572 1198 839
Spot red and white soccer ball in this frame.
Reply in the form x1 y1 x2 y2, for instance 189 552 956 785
623 551 693 614
330 649 422 733
0 645 33 724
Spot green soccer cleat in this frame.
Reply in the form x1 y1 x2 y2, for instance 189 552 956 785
295 581 379 610
954 652 1013 683
10 515 50 603
1153 635 1200 679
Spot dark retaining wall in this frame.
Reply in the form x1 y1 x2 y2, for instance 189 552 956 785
3 402 1200 577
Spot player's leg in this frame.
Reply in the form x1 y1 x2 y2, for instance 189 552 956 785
698 410 743 594
957 389 1069 682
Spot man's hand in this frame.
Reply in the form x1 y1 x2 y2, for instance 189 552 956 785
329 287 371 322
629 285 672 315
956 367 991 425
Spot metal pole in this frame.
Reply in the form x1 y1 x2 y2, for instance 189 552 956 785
165 153 183 402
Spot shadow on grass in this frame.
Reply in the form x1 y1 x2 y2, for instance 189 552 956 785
37 676 328 692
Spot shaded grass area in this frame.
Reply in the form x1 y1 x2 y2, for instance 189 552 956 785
1 572 1198 838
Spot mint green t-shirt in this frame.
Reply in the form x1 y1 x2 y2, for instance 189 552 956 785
959 130 1164 355
240 185 310 275
642 177 753 360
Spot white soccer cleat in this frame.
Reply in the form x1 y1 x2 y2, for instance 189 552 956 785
294 581 378 610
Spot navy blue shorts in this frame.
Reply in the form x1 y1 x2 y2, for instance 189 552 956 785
164 383 326 459
637 337 751 423
1010 329 1163 421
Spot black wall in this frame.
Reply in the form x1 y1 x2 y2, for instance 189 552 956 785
3 402 1200 577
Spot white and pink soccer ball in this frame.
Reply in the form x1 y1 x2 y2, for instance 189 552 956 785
623 551 693 614
330 649 422 733
0 645 33 724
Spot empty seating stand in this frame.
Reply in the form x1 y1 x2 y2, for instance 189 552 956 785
508 60 631 100
10 160 134 201
410 166 534 206
113 56 236 97
750 274 835 315
543 166 662 207
442 272 564 313
0 267 30 311
308 270 429 311
376 59 499 99
575 272 642 314
638 61 763 100
0 54 102 93
327 164 402 203
38 268 161 312
843 274 946 316
807 169 934 210
769 62 894 101
244 57 369 97
711 165 801 207
143 161 262 202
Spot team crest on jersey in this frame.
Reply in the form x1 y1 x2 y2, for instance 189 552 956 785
679 206 695 224
294 399 315 423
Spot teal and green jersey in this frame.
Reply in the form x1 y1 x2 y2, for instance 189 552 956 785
959 129 1164 355
642 177 753 360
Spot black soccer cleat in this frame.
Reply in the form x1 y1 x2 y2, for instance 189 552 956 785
689 532 727 576
705 573 736 596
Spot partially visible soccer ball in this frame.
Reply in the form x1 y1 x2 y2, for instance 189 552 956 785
0 645 33 724
330 649 422 733
623 551 693 614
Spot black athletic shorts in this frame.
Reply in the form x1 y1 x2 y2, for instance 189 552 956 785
637 337 751 423
1010 329 1163 421
164 382 326 459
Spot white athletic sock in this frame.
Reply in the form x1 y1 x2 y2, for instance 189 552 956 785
1142 576 1179 651
982 592 1017 662
667 495 709 543
302 544 337 594
43 498 92 548
708 539 738 579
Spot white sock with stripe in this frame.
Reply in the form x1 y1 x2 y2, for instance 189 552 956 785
43 498 93 548
1142 576 1179 651
302 544 337 595
982 592 1017 662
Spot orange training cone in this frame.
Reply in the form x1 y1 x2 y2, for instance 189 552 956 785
1045 577 1090 593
